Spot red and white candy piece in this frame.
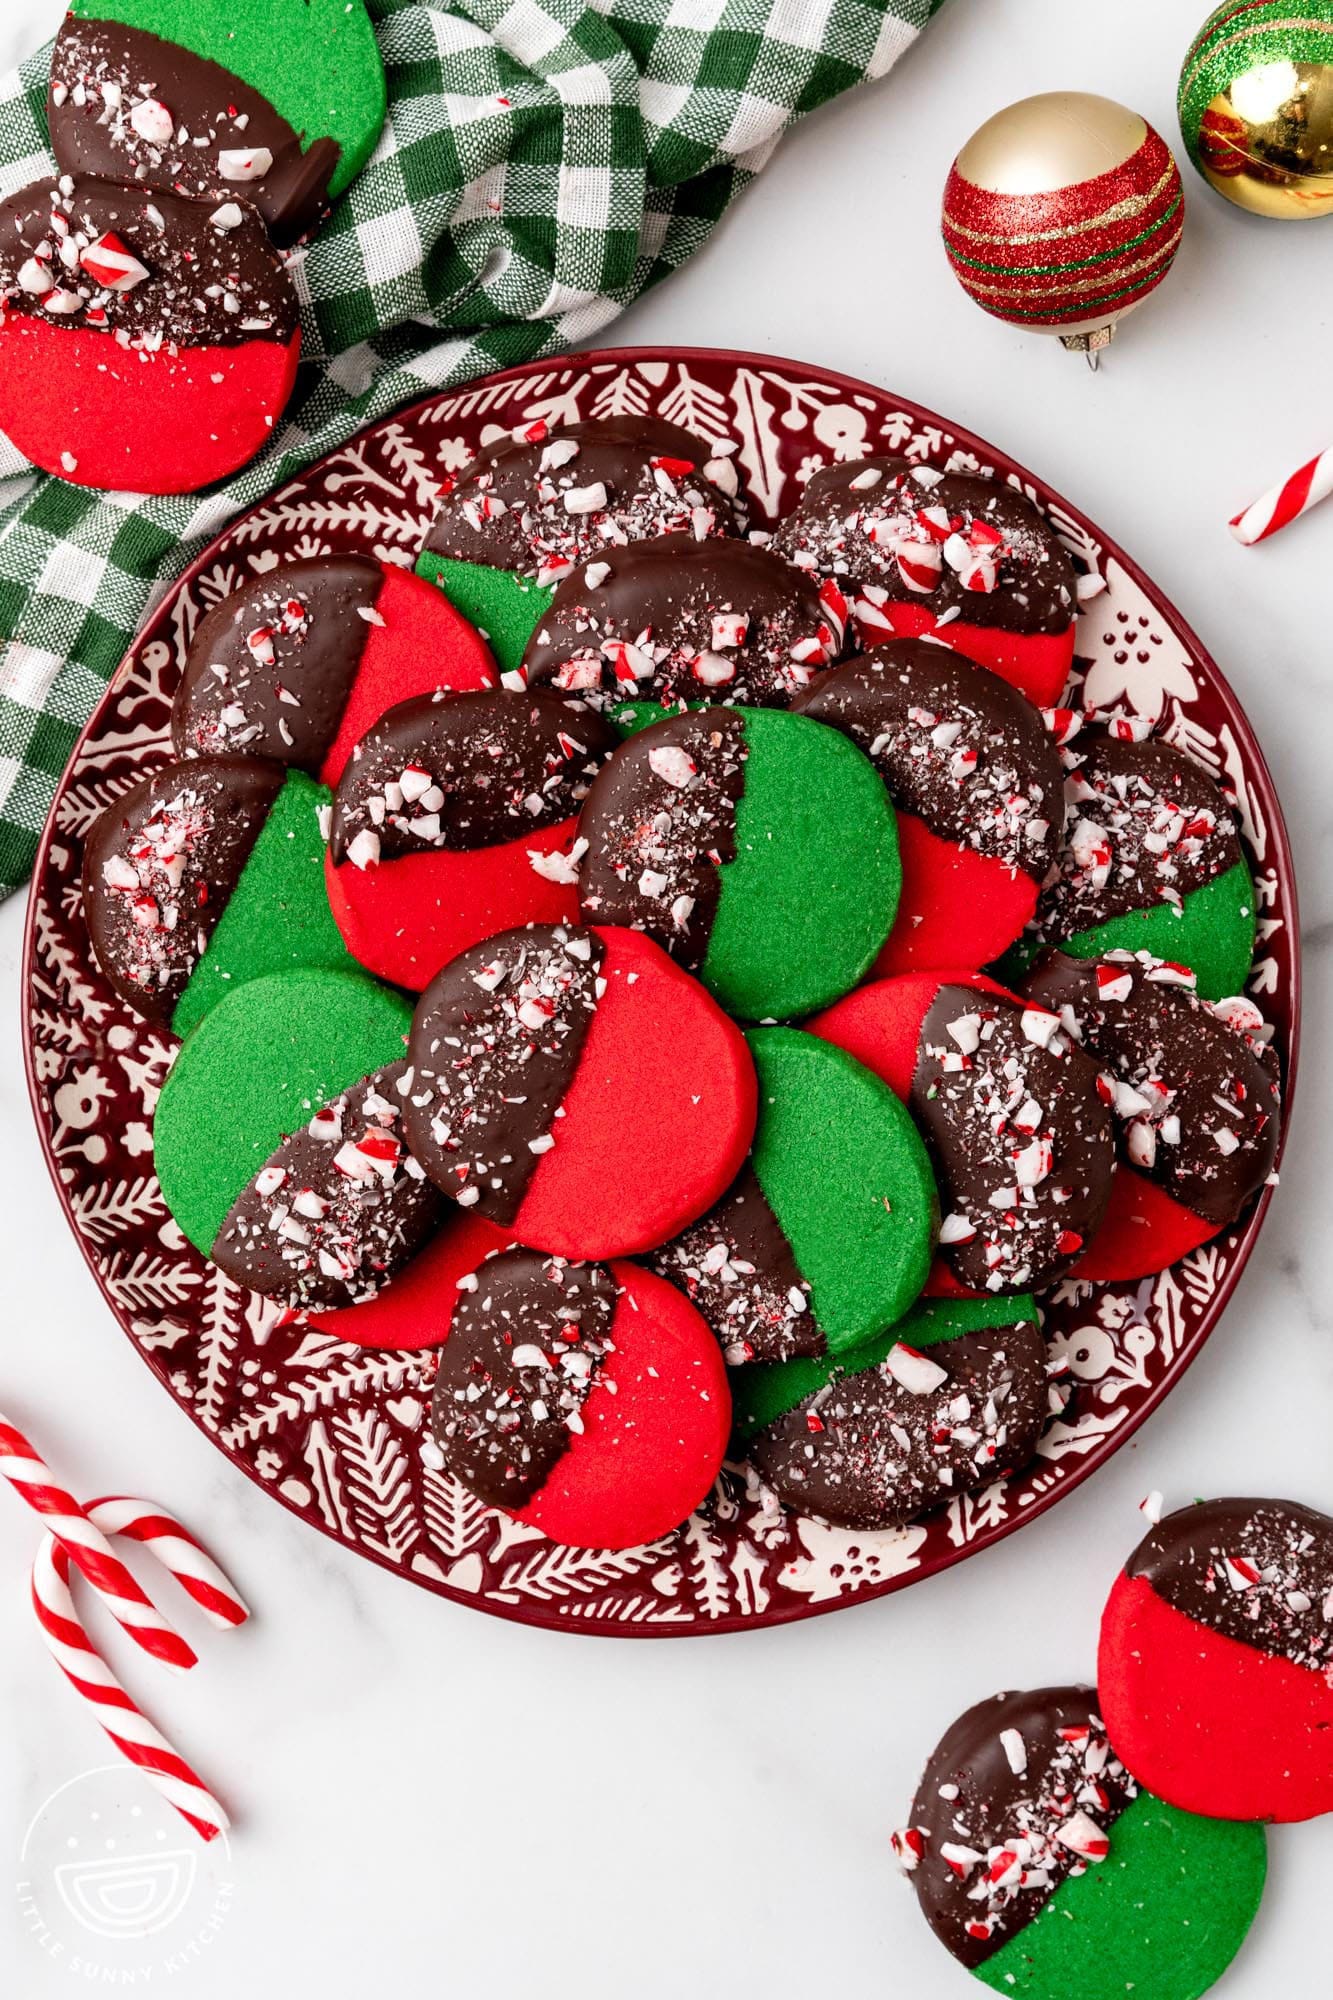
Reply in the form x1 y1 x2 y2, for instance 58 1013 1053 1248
31 1502 241 1845
0 1414 197 1673
1230 444 1333 547
79 231 149 292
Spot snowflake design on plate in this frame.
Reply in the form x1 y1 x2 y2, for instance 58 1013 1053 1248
22 349 1298 1637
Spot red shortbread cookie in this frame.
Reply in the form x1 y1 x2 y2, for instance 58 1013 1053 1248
325 689 619 990
429 1253 730 1549
1023 953 1280 1282
1099 1497 1333 1823
0 177 299 493
403 923 758 1259
813 971 1114 1294
793 640 1063 975
172 555 497 780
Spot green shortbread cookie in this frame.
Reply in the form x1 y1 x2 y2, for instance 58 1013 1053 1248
978 1792 1267 2000
155 966 412 1256
583 702 901 1020
172 768 351 1039
650 1025 937 1367
414 552 554 683
1061 856 1256 1004
68 0 385 201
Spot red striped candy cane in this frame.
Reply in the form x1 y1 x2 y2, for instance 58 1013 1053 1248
85 1497 249 1632
1230 446 1333 546
0 1414 197 1673
32 1533 229 1842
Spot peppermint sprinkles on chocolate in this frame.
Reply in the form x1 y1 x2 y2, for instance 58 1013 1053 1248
649 1162 816 1364
794 640 1064 874
912 985 1114 1292
330 690 617 870
82 756 283 1024
752 1317 1047 1527
519 537 845 712
772 460 1077 642
402 925 605 1221
0 174 297 348
422 416 742 588
429 1250 618 1508
1041 732 1241 935
896 1687 1137 1968
1024 950 1280 1228
1127 1498 1333 1677
213 1061 439 1309
577 707 748 968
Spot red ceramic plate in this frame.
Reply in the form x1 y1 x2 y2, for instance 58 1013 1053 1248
22 347 1299 1636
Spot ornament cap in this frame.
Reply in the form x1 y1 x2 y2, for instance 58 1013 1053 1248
956 92 1149 196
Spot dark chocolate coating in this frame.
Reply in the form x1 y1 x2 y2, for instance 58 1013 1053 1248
1126 1497 1333 1677
904 1686 1137 1968
577 707 747 968
48 16 339 248
793 639 1063 876
1024 951 1280 1227
330 689 617 864
752 1318 1046 1528
212 1061 441 1309
82 755 284 1026
1042 735 1242 936
648 1162 817 1364
429 1250 617 1508
521 537 840 713
912 984 1114 1293
771 459 1077 635
421 417 739 582
0 175 298 347
403 925 605 1222
172 555 383 768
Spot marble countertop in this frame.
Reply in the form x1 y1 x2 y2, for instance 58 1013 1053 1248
2 1 1331 1993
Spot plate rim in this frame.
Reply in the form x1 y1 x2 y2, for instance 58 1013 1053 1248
20 341 1303 1637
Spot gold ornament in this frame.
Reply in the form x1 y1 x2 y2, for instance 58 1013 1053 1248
1180 5 1333 219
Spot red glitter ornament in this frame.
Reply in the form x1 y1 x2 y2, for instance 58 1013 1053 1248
942 92 1186 361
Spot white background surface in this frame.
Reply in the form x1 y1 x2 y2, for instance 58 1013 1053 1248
2 1 1332 1994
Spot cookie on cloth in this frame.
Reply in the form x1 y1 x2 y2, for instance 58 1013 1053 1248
1024 952 1280 1282
518 536 845 712
83 755 348 1035
172 555 496 781
893 1686 1266 2000
733 1294 1045 1528
771 459 1078 706
428 1251 729 1549
402 923 757 1259
649 1025 936 1365
1099 1497 1333 1824
416 416 742 679
576 703 899 1019
154 966 443 1310
812 973 1114 1293
48 0 385 246
1035 730 1255 1002
325 689 619 990
0 176 299 492
793 639 1063 976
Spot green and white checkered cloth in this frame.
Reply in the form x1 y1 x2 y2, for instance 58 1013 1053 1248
0 0 943 894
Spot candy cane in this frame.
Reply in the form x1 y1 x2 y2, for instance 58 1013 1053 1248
0 1415 197 1673
31 1534 229 1842
85 1497 249 1633
1230 446 1333 546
